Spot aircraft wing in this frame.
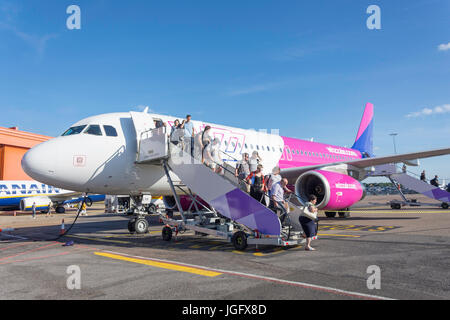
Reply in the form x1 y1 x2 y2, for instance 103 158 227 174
281 147 450 180
47 192 82 203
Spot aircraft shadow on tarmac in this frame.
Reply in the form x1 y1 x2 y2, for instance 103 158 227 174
6 215 302 256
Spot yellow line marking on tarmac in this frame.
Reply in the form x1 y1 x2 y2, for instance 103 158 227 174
189 244 205 249
94 252 222 277
232 250 245 254
317 233 361 238
253 248 284 257
66 235 132 244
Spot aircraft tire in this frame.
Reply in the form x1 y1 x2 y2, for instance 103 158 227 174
56 206 65 214
128 219 136 233
325 211 336 218
162 226 172 241
442 203 449 209
232 231 248 251
338 210 350 218
134 218 149 234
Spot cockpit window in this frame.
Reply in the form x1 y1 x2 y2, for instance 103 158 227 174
62 125 87 136
103 125 118 137
85 125 102 136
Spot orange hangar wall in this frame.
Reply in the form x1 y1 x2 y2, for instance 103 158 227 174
0 127 52 180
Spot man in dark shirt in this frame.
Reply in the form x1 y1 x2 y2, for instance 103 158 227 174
420 170 426 182
430 175 439 187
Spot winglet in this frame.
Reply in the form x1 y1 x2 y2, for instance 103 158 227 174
352 103 374 158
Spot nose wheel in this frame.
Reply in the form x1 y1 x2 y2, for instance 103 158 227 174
127 217 149 234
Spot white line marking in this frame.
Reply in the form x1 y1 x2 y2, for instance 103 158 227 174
101 249 394 300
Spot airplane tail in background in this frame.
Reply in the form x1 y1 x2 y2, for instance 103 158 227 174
352 102 374 158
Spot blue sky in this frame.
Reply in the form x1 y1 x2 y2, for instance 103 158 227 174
1 0 449 181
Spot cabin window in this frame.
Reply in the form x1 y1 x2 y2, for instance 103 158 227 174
256 145 259 150
104 125 118 137
62 125 87 136
244 143 248 149
85 125 103 136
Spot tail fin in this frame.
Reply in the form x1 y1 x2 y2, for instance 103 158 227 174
352 102 374 158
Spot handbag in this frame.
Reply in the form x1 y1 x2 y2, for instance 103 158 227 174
302 205 317 221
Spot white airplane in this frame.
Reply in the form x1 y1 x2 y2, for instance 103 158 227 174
20 104 450 234
0 180 105 213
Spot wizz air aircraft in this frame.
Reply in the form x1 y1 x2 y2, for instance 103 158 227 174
0 180 104 213
21 103 450 223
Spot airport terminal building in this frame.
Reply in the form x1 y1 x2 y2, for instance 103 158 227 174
0 127 51 180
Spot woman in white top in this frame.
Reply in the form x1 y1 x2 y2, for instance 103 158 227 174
210 138 223 174
249 151 262 172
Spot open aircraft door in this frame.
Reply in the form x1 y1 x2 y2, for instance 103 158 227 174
130 111 168 163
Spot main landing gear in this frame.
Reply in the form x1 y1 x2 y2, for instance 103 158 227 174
325 208 350 218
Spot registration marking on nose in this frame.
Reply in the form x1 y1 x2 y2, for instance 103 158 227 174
73 155 87 167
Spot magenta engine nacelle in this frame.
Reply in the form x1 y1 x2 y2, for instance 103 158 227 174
295 170 364 210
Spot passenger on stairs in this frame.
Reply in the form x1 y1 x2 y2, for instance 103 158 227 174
420 170 427 182
265 166 292 207
246 164 266 203
430 175 439 187
210 138 223 174
236 153 251 193
249 151 262 172
193 131 203 160
201 126 212 164
270 178 289 216
170 119 184 146
184 115 195 157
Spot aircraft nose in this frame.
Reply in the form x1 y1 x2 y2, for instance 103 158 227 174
22 141 57 182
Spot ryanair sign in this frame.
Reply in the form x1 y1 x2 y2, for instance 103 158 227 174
0 182 61 196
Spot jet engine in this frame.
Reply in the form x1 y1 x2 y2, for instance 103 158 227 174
20 196 52 211
294 170 365 210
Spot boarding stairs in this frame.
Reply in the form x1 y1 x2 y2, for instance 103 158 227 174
370 163 450 208
134 125 283 236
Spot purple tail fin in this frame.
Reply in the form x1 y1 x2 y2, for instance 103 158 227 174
352 103 374 158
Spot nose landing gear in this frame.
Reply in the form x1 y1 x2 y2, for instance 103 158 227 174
127 217 149 234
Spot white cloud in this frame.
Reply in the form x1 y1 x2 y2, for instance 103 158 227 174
438 42 450 51
0 1 56 57
227 81 287 97
406 104 450 118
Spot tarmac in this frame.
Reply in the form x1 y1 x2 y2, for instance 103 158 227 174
0 194 449 300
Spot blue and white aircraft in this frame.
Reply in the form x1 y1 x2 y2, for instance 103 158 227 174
0 180 105 213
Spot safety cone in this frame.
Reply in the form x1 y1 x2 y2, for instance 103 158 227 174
60 219 65 235
13 211 16 217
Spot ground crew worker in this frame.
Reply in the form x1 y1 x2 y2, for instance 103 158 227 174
80 201 88 216
46 201 53 217
32 202 37 219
